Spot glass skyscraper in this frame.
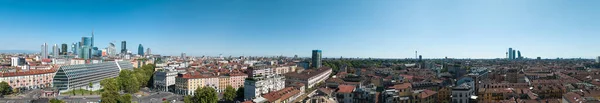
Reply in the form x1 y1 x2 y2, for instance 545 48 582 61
80 37 92 59
121 41 127 54
138 44 144 56
312 50 322 69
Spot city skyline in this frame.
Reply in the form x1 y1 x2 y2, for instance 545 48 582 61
1 1 600 58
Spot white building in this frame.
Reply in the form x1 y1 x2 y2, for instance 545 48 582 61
284 67 332 89
452 81 475 103
11 57 25 67
244 75 286 100
153 69 178 92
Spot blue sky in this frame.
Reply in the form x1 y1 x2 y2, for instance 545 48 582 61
0 0 599 59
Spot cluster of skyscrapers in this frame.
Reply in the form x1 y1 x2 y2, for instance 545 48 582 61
507 48 522 60
39 31 151 60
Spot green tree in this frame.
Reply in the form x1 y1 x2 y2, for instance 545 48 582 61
118 70 140 93
89 82 94 95
183 95 193 103
49 98 66 103
119 94 132 103
100 78 121 103
0 81 12 96
223 85 236 101
236 87 244 101
193 86 218 103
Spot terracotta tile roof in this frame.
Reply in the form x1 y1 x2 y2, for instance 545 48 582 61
563 92 582 103
418 89 437 99
391 83 412 90
337 85 355 93
0 68 57 77
262 87 300 102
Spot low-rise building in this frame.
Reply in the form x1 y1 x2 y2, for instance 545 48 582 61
284 67 332 90
335 85 355 103
452 81 475 103
0 68 56 90
153 69 178 92
52 61 133 92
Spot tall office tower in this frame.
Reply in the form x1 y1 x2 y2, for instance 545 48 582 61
146 48 151 56
73 42 79 55
81 37 93 59
517 51 522 59
121 41 127 54
52 44 59 57
93 47 99 57
138 44 144 56
312 50 322 69
181 53 186 62
41 43 48 59
108 43 116 56
508 48 513 59
91 31 94 47
596 56 600 63
61 44 68 55
71 43 75 54
512 50 516 60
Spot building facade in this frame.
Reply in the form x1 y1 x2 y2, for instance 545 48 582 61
0 69 56 90
244 75 286 100
153 70 178 92
52 61 133 92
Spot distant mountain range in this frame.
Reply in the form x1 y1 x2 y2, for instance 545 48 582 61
0 50 39 54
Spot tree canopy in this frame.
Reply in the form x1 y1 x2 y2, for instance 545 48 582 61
223 85 236 101
236 87 245 101
118 70 140 93
186 86 218 103
0 81 12 96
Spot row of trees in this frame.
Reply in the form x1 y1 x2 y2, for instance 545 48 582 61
100 78 132 103
118 64 156 94
100 64 155 103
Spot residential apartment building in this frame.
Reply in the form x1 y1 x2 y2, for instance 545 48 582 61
0 68 56 90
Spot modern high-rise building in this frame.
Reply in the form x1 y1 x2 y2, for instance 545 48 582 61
91 31 94 48
508 48 513 60
61 44 68 55
80 37 93 59
146 48 151 56
517 51 521 59
108 43 116 56
181 53 186 62
41 43 48 59
121 41 127 54
512 50 516 60
52 44 59 57
596 56 600 63
72 42 79 55
138 44 144 56
312 50 322 69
